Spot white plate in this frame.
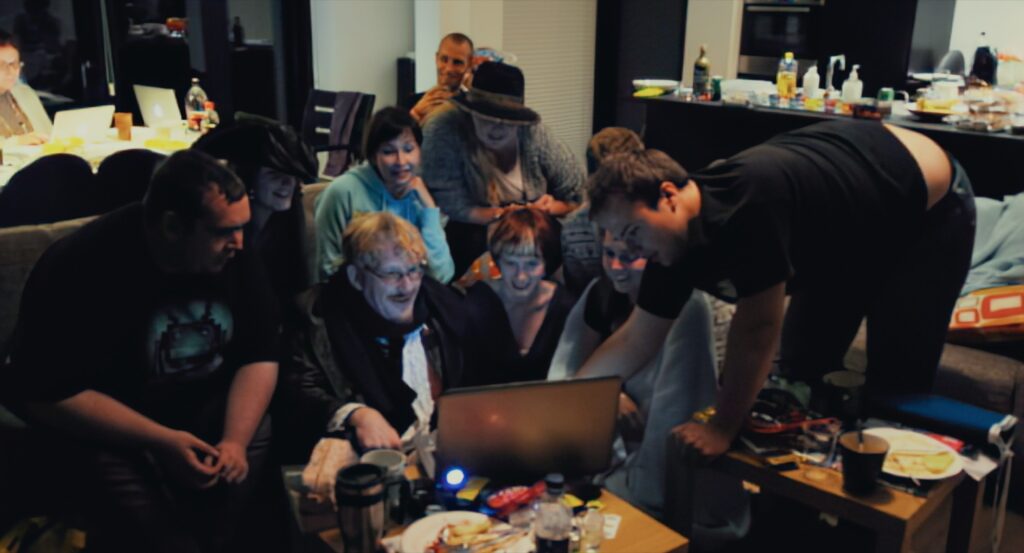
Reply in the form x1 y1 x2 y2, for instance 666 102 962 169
863 428 963 480
632 79 680 91
400 511 532 553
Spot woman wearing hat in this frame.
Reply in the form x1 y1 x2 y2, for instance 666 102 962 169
193 116 318 314
421 61 584 278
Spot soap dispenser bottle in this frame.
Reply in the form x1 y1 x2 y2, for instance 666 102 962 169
802 65 820 99
841 64 863 103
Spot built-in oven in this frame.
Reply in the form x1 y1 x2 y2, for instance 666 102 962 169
738 0 826 80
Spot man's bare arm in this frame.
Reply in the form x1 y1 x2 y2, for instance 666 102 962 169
221 361 277 448
576 306 674 381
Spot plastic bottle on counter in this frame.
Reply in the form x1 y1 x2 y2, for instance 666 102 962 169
184 78 208 132
777 52 798 100
693 44 711 100
535 474 572 553
802 65 820 100
841 64 863 104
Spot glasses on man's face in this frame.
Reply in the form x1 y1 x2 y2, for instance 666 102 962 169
363 263 426 285
0 60 23 73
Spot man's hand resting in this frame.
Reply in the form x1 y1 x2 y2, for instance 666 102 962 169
349 407 402 450
154 429 222 489
672 421 734 458
212 440 249 484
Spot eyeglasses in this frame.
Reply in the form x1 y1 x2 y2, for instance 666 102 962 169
0 61 23 73
362 263 426 285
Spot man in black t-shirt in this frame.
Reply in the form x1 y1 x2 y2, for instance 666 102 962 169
2 150 279 552
406 32 474 124
577 120 975 458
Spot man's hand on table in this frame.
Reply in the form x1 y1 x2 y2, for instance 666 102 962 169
672 421 733 459
349 407 402 450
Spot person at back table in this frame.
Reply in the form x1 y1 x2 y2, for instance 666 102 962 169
315 107 454 284
279 212 467 458
0 150 279 552
0 29 50 145
462 208 575 386
406 32 475 125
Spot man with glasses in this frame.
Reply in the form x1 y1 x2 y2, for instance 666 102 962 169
407 32 475 124
278 211 467 459
0 29 50 144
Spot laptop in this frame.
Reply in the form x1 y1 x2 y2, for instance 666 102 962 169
133 84 182 128
50 105 116 141
436 377 621 482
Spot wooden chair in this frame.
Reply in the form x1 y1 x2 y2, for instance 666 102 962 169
300 90 375 177
95 149 166 212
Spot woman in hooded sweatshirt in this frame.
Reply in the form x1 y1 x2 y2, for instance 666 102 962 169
315 107 455 283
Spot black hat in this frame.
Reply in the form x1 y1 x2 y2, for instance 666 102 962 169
453 61 539 125
192 114 318 184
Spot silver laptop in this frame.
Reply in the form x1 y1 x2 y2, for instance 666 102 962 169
133 84 182 128
50 105 116 141
436 377 621 481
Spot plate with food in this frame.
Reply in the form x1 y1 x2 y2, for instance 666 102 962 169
864 428 963 480
906 106 956 122
401 511 532 553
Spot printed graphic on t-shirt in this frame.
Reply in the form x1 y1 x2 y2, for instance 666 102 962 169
145 299 234 382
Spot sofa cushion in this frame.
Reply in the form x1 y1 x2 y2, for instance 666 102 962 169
0 216 96 349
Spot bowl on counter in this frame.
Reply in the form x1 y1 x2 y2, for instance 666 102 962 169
632 79 680 95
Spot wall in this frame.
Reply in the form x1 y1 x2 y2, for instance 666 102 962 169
310 0 414 108
503 0 596 161
681 0 743 86
949 0 1024 68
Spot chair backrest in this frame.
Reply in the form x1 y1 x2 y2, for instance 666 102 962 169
936 50 966 76
95 149 167 212
0 154 101 228
300 90 376 177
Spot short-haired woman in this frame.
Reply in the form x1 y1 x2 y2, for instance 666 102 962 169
315 106 454 283
279 212 466 459
462 207 575 386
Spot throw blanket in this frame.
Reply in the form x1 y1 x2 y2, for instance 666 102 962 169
963 193 1024 295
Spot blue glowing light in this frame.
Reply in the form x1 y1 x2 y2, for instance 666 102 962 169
444 467 466 487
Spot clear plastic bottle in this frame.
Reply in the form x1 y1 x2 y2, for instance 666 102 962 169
184 78 208 132
581 507 604 553
534 474 572 553
777 52 798 100
202 100 219 134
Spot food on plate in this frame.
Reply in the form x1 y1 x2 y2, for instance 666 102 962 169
885 450 955 477
428 518 496 551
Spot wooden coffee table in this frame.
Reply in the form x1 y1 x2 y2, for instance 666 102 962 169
666 447 982 553
317 489 688 553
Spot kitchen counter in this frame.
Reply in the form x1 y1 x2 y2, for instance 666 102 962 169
639 96 1024 198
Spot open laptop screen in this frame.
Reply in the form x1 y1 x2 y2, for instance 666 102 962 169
436 376 621 482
